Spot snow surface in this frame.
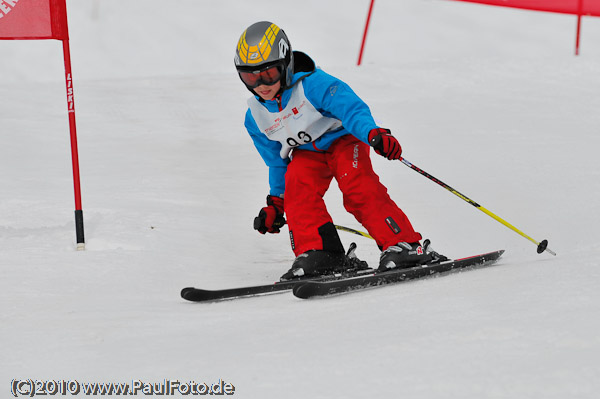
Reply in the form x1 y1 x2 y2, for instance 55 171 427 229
2 0 600 398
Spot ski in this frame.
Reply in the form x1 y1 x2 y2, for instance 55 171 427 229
181 268 375 302
292 250 505 299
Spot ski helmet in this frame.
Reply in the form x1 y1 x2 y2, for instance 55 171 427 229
235 21 294 91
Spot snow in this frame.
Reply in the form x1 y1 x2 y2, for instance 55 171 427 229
2 0 600 398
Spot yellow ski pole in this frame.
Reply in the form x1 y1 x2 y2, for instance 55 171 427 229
335 224 374 240
400 157 556 256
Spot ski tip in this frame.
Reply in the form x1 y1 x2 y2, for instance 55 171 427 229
180 287 196 299
456 249 504 262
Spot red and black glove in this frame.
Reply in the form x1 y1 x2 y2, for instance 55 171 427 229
253 195 285 234
368 128 402 160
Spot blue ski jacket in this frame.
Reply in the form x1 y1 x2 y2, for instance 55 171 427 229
244 54 378 197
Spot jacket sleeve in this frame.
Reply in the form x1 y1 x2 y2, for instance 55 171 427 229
302 69 378 144
244 109 288 197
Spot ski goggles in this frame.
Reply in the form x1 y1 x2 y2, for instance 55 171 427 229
238 64 283 88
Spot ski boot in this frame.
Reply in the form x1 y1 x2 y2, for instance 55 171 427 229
377 239 448 272
280 243 370 281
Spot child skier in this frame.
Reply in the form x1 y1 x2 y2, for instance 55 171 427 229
235 21 443 280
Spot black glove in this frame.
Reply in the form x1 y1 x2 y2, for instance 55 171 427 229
368 128 402 160
253 195 286 234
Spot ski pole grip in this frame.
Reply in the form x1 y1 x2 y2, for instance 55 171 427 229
253 216 263 231
369 134 382 148
253 215 286 231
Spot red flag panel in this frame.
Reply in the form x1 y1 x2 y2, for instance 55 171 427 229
452 0 600 16
0 0 68 40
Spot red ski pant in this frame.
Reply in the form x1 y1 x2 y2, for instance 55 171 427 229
285 135 422 256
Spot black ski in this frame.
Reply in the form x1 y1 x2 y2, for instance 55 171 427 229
181 268 375 302
292 250 504 299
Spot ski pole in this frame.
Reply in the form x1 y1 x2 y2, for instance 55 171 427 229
399 157 556 256
254 215 374 240
335 224 374 240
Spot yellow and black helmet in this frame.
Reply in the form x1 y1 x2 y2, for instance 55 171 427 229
235 21 294 90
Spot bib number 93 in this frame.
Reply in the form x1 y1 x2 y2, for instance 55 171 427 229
286 131 313 147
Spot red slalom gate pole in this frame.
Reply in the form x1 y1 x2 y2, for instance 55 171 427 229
358 0 375 66
575 0 583 55
62 39 85 250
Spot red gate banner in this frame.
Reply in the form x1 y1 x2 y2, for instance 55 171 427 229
0 0 68 40
452 0 600 54
452 0 600 16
